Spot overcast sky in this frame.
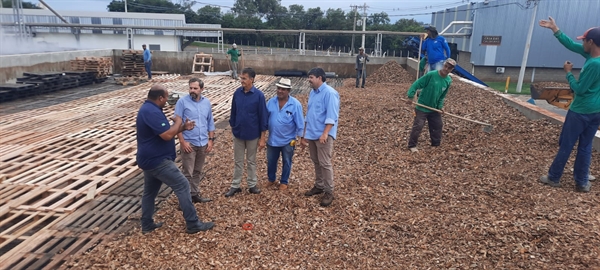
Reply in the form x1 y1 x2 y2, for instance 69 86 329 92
33 0 476 24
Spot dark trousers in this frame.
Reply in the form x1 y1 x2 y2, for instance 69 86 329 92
356 69 366 87
408 109 443 148
144 61 152 79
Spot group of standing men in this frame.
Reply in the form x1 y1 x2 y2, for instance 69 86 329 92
135 67 340 234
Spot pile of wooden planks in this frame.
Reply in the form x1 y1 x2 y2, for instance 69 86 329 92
120 50 146 77
70 57 113 80
192 53 214 74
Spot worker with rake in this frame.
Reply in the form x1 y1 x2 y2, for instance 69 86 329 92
538 17 600 193
406 58 456 152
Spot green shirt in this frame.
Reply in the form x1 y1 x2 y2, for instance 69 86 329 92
227 48 241 62
554 30 600 114
407 70 452 113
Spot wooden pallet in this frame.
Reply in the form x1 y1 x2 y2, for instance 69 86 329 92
192 53 214 74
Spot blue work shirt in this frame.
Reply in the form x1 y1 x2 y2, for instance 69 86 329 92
143 49 152 62
229 86 268 140
267 96 304 147
136 100 175 170
174 95 215 147
422 36 450 65
305 82 340 140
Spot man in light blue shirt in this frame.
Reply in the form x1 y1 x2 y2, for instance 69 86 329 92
300 67 340 207
265 78 304 191
142 44 152 80
175 78 216 203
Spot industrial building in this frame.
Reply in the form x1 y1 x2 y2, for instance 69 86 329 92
431 0 599 81
0 8 221 52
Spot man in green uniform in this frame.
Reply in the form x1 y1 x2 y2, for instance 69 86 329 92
406 58 456 152
226 43 242 80
538 17 600 192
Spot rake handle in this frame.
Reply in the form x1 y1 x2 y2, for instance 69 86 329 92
402 98 492 127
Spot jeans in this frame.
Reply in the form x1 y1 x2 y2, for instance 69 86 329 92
408 109 443 148
181 144 207 196
231 61 238 79
308 136 335 193
144 60 152 79
548 110 600 187
141 159 200 230
356 69 366 87
232 137 258 188
267 144 295 185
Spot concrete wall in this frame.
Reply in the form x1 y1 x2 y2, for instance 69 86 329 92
0 49 114 83
113 50 407 77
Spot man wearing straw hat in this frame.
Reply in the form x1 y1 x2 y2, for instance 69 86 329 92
265 78 305 191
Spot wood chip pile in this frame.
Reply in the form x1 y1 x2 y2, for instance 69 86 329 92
368 60 414 84
531 81 570 89
66 65 600 268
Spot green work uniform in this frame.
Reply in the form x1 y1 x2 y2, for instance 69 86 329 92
554 30 600 114
227 48 241 62
407 70 452 113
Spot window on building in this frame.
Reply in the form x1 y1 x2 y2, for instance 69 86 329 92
91 17 102 34
154 30 164 36
69 17 80 24
149 44 161 51
113 18 123 35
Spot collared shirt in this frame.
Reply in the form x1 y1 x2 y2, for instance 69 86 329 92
143 49 152 62
267 96 304 147
229 86 268 140
305 82 340 140
136 100 175 170
174 95 215 147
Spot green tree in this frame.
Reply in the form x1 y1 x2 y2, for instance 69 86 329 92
2 0 40 8
196 5 222 24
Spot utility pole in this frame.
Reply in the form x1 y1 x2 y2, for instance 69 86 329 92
124 0 128 12
516 0 539 93
361 3 368 50
350 5 358 56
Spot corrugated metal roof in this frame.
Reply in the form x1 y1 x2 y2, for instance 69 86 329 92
431 0 600 68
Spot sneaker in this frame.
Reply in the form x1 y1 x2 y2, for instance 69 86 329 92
279 184 288 190
539 175 561 187
575 183 591 193
248 186 261 194
409 147 418 153
142 222 163 234
320 192 334 207
589 174 596 182
304 186 324 197
224 187 242 197
186 222 215 234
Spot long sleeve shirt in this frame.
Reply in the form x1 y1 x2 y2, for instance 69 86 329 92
554 30 600 114
143 49 152 62
356 54 370 70
229 86 268 140
174 95 215 147
407 70 452 113
421 36 451 65
227 49 241 62
305 82 340 140
266 96 304 147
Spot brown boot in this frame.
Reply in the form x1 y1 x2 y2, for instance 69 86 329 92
320 192 334 207
279 184 288 191
265 181 276 188
304 186 324 197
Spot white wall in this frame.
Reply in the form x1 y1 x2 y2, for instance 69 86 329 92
34 33 180 51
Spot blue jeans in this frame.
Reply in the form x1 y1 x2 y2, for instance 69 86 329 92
141 159 200 230
548 110 600 187
267 144 295 185
144 61 152 79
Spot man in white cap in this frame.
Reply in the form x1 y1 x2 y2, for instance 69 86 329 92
355 47 369 88
226 43 242 79
265 78 304 191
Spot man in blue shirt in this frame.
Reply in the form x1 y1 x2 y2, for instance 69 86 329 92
136 84 214 234
142 44 152 80
300 68 340 207
226 67 268 197
175 78 216 203
265 78 304 191
421 26 451 72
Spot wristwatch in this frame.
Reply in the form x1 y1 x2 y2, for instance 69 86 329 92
209 137 215 141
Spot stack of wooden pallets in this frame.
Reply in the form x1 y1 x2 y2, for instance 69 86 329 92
70 57 113 81
120 50 146 77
